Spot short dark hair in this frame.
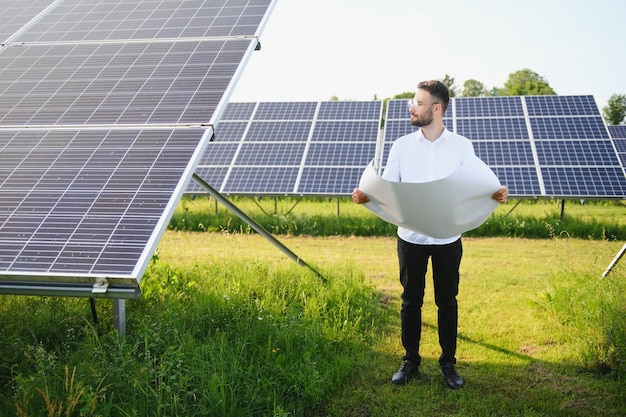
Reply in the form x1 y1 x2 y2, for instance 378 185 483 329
417 80 449 114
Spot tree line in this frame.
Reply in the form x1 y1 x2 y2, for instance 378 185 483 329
389 68 626 125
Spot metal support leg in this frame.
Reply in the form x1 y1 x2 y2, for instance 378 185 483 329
602 243 626 278
113 299 126 335
192 174 326 282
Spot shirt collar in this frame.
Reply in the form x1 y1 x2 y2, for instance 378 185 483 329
416 127 449 144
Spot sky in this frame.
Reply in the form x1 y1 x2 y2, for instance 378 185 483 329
230 0 626 110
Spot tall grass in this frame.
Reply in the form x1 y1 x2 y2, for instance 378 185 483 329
542 261 626 376
1 255 384 416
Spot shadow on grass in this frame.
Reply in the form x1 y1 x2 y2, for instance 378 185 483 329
324 322 626 417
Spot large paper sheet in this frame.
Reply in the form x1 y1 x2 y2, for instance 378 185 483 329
358 155 501 238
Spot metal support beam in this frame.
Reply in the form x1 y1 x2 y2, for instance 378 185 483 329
114 299 126 335
192 174 326 282
602 243 626 278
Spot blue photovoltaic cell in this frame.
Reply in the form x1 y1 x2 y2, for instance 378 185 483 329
473 141 534 165
490 167 542 196
253 102 318 120
456 118 528 140
311 121 379 141
305 142 376 166
541 167 626 197
383 120 418 141
455 96 524 118
197 142 239 165
224 167 299 194
212 122 249 142
612 139 626 154
297 167 363 195
385 99 411 120
235 142 305 165
220 102 258 121
608 125 626 139
187 166 229 193
535 140 620 166
529 117 608 140
525 95 599 117
244 121 312 142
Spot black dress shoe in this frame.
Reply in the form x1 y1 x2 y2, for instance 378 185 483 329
441 363 464 389
391 360 419 385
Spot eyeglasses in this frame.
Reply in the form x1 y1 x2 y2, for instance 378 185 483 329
407 99 439 110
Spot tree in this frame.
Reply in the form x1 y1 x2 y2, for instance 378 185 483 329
440 74 458 97
603 94 626 125
461 79 488 97
392 91 415 99
500 68 556 96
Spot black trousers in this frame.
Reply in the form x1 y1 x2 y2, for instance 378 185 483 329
397 237 463 366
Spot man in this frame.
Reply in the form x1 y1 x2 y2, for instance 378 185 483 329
352 80 508 389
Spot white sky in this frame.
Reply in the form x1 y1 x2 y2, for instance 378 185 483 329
230 0 626 110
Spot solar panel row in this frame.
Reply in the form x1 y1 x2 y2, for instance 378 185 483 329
197 95 626 200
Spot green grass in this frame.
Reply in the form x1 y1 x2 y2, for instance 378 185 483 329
1 231 625 416
170 196 626 240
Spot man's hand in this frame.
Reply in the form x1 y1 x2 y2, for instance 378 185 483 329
352 188 370 204
491 186 508 203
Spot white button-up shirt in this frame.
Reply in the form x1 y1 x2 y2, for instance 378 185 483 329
382 128 476 245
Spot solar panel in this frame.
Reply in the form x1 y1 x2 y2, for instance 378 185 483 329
382 95 626 198
191 100 384 195
0 0 276 298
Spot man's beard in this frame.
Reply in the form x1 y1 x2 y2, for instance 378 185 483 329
410 113 433 128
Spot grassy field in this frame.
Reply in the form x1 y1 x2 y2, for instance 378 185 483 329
2 230 624 416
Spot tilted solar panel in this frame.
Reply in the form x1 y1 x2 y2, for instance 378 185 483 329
0 0 277 298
